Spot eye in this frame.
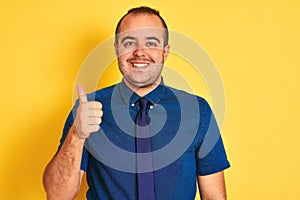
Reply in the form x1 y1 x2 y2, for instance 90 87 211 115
124 41 135 47
146 41 158 47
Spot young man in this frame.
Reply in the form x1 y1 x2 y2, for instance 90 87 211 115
43 6 230 200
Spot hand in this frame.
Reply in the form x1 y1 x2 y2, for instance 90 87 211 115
74 85 103 141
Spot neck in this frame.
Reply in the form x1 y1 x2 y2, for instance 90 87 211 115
123 78 161 97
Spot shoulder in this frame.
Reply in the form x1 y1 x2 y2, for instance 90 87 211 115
163 85 210 109
86 84 117 102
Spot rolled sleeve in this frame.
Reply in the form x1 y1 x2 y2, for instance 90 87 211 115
196 98 230 176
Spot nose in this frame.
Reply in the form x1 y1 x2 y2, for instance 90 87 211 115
133 44 146 57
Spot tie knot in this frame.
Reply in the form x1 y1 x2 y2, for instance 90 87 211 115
139 98 149 112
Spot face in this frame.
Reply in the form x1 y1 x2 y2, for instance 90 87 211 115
115 14 170 92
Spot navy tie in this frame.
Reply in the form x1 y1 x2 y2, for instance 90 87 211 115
136 98 156 200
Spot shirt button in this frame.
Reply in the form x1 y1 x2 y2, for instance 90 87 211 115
131 103 135 107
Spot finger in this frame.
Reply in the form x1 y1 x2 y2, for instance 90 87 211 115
86 101 102 110
93 101 102 109
79 126 99 139
88 117 102 125
76 85 88 104
89 125 100 133
77 105 102 118
93 110 103 118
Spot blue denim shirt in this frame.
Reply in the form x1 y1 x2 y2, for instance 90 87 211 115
60 81 230 200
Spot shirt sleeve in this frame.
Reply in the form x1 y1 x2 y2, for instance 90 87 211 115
57 100 89 172
195 98 230 176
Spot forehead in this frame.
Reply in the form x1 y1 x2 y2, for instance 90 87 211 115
118 28 165 42
119 14 164 32
117 14 165 41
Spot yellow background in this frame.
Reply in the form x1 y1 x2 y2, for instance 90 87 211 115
1 0 299 199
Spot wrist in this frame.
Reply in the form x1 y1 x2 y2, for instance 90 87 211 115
71 124 86 145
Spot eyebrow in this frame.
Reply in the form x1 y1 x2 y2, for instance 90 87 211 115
121 36 136 43
120 36 161 44
146 37 161 43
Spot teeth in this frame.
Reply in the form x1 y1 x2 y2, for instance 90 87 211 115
133 63 148 67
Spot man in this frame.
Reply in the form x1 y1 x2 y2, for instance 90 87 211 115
43 6 230 200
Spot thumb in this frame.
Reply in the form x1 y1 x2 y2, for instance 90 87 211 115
76 85 88 104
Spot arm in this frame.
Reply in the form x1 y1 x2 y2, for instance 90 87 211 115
43 125 85 200
197 171 227 200
43 85 102 199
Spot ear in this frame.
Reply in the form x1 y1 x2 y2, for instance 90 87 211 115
114 43 119 57
163 45 170 61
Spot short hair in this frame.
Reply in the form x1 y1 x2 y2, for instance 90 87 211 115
115 6 169 47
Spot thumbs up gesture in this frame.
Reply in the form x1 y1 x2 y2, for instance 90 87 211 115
74 85 103 141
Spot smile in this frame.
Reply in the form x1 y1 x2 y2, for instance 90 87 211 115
132 62 149 67
128 60 151 68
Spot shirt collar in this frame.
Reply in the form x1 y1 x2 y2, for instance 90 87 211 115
117 78 166 107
